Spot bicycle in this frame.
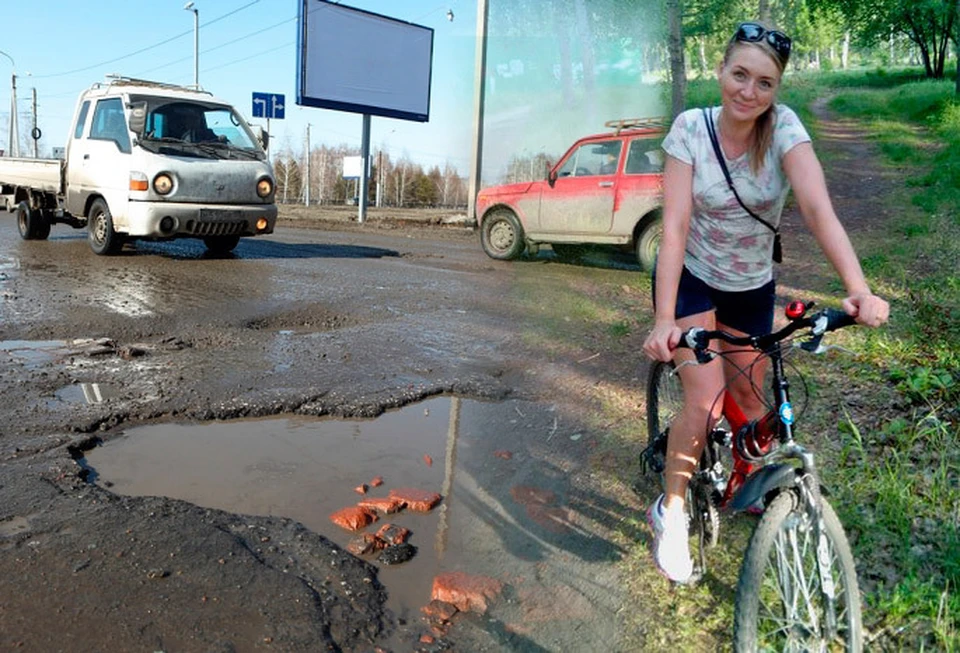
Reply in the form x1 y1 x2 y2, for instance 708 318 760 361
641 300 863 652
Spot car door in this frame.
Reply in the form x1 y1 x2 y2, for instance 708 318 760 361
65 97 133 226
537 139 621 235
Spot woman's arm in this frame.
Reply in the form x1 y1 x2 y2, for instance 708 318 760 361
782 142 889 326
643 154 694 361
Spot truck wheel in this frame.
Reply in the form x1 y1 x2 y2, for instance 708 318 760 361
16 202 50 241
636 216 662 272
480 209 525 260
203 235 241 255
88 198 124 255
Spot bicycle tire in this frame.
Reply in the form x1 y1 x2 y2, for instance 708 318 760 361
733 490 863 652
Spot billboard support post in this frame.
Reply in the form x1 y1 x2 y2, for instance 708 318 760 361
359 113 371 223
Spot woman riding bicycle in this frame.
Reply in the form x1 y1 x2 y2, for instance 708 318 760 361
642 21 889 583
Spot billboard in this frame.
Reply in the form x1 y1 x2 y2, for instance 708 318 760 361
296 0 434 122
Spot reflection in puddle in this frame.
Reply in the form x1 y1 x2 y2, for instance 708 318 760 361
54 383 116 405
0 340 69 366
83 396 469 622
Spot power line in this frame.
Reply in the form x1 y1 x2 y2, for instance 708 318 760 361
30 0 263 79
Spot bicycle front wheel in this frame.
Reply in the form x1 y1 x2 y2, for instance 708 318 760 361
734 490 863 652
646 360 682 445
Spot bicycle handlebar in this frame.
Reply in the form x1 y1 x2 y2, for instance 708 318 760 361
677 307 856 363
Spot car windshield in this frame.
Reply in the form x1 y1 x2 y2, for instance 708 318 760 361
134 97 263 160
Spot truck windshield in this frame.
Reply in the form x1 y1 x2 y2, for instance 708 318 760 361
134 97 263 160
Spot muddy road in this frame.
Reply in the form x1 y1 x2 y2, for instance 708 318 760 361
0 216 642 652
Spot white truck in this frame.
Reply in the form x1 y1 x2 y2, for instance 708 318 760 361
0 76 277 255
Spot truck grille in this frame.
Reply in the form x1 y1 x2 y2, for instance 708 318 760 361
184 219 246 236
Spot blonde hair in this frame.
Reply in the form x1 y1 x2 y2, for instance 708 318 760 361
722 22 786 174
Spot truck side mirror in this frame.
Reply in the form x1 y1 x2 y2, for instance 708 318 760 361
250 125 269 151
127 102 148 135
548 168 558 187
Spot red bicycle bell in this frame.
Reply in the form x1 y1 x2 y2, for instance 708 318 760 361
785 300 807 320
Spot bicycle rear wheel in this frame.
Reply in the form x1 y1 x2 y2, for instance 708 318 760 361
734 490 863 652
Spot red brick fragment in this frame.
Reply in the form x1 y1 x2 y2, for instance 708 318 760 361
510 485 556 506
346 533 385 556
423 454 433 467
430 571 503 614
369 476 384 488
375 523 411 546
420 634 435 644
494 450 513 460
329 506 378 531
421 599 459 623
354 484 368 495
388 488 442 512
358 496 406 514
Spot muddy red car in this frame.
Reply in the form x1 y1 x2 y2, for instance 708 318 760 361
476 118 665 270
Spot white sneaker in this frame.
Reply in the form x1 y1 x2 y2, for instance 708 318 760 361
646 494 694 583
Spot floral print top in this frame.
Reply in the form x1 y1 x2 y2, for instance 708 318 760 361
661 104 811 292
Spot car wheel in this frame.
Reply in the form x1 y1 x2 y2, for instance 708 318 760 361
636 216 662 272
480 209 525 260
88 198 124 255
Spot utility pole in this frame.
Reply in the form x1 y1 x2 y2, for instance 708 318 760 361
31 88 38 158
376 149 383 208
466 0 489 224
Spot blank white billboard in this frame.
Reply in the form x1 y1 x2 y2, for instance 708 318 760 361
296 0 434 122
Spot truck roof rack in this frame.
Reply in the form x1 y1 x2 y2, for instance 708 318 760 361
93 75 212 96
604 117 670 134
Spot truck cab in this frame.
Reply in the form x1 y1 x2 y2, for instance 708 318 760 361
476 118 666 270
4 76 277 255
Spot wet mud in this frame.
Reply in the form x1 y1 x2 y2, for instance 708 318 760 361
0 216 635 652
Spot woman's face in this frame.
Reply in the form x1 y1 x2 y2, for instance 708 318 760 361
718 44 781 124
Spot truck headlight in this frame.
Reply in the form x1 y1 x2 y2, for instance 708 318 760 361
153 173 174 195
256 177 274 198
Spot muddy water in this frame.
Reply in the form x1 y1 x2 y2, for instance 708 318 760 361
83 397 477 623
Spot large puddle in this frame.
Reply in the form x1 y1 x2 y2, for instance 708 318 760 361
83 396 494 624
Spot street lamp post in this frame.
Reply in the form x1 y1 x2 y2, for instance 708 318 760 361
0 49 18 157
184 2 199 87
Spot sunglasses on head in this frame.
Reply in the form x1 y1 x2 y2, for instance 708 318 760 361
734 22 791 64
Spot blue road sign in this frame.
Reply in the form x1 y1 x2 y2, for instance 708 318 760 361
252 92 285 120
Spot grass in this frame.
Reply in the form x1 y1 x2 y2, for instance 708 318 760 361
506 68 959 650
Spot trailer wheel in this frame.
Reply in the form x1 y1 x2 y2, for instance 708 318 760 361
88 198 124 255
17 201 50 241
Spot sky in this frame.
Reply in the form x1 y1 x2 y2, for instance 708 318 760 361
0 0 665 184
0 0 477 172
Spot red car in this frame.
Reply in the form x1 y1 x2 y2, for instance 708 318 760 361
476 118 665 270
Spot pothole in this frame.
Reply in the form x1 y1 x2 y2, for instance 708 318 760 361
52 382 118 406
81 396 486 622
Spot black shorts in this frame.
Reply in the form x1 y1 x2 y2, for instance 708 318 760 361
653 266 775 336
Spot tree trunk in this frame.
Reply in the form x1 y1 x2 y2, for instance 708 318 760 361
667 0 686 119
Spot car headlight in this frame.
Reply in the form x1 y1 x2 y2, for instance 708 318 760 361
153 173 174 195
256 177 274 198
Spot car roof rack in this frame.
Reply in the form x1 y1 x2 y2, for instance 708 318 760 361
604 117 670 134
92 75 212 96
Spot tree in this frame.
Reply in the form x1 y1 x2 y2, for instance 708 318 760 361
812 0 958 77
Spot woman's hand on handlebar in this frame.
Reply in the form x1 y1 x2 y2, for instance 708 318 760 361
843 292 890 328
643 320 682 362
